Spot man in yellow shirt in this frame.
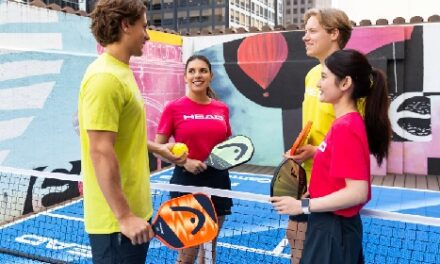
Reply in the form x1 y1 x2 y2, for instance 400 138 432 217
78 0 185 263
285 8 353 264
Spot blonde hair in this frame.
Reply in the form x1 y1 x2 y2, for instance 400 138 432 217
304 8 352 49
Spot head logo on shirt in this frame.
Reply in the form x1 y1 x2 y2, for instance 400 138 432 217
318 141 327 152
183 114 224 121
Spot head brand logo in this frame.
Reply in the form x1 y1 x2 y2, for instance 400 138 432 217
183 114 224 120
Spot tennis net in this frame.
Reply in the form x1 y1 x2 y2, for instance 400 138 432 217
0 166 439 264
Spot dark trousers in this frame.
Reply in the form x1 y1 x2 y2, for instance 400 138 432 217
300 212 364 264
89 233 150 264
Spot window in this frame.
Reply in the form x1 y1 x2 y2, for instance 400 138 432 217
44 0 79 10
162 19 174 25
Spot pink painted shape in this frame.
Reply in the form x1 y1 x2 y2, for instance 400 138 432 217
346 26 414 54
370 155 387 176
96 42 185 141
402 96 440 175
378 96 440 175
386 142 404 175
132 42 185 141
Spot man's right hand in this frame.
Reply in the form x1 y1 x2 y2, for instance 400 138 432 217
118 214 154 245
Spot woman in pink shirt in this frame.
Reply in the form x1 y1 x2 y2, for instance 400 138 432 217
155 55 232 264
271 49 392 264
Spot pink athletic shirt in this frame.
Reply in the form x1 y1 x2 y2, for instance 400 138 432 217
309 112 371 217
157 96 232 162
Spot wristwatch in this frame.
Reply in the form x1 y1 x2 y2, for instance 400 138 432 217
301 198 311 214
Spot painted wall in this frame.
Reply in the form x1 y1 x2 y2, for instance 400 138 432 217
182 24 440 176
1 0 439 223
0 1 184 222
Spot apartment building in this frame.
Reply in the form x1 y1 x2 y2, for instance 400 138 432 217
35 0 80 9
283 0 316 27
146 0 281 33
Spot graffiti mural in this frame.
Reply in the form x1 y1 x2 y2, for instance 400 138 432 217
0 1 93 223
183 25 440 175
0 1 184 222
1 2 439 225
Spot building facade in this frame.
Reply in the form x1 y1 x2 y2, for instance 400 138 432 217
282 0 316 27
146 0 281 33
42 0 80 10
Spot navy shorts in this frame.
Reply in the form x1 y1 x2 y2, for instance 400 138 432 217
88 232 150 264
289 214 309 222
170 166 233 216
300 212 364 264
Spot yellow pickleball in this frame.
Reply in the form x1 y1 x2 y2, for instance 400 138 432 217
171 143 189 156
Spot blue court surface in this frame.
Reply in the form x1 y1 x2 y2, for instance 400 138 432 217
0 168 439 263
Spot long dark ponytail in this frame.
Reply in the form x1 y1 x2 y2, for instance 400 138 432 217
325 49 392 166
185 54 218 99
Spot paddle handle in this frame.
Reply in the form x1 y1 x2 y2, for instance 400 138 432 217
289 121 313 156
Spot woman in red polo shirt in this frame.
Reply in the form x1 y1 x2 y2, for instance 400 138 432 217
271 49 392 264
155 54 232 264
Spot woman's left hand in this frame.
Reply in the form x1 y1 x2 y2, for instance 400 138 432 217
269 196 303 215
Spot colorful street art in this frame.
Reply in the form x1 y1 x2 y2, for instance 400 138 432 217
0 1 184 221
0 0 439 223
183 25 440 176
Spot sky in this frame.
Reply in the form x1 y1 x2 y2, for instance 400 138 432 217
333 0 440 24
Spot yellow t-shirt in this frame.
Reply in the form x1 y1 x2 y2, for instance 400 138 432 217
78 53 152 234
302 65 335 180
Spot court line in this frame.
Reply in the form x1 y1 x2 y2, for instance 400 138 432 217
147 239 290 259
0 199 82 230
229 171 273 177
40 212 83 222
217 242 290 259
272 238 289 256
371 184 440 193
371 197 440 213
5 167 439 262
361 209 440 227
30 200 290 260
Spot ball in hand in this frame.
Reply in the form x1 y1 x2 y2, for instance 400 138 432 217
171 143 189 156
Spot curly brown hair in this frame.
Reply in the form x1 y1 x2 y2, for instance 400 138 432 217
90 0 146 46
